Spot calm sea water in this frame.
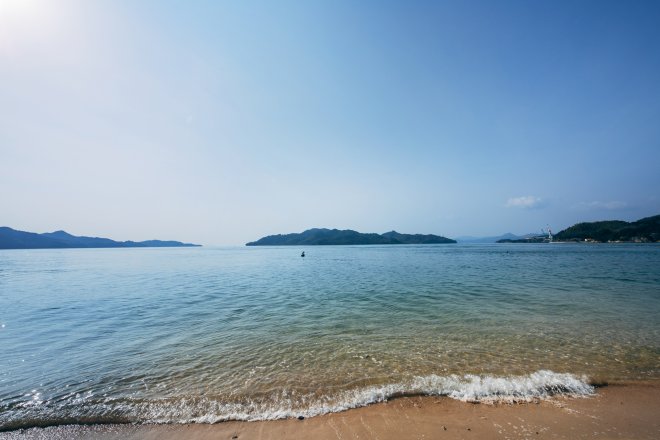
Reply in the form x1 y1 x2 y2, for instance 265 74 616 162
1 244 659 430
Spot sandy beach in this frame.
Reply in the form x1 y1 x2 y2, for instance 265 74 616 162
3 384 658 440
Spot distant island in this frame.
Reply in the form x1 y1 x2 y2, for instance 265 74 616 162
456 232 538 243
0 227 201 249
246 228 456 246
497 215 659 243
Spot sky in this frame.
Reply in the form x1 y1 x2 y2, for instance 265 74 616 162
1 0 659 245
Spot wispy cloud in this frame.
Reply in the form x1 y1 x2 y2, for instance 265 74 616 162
505 196 543 209
577 200 628 210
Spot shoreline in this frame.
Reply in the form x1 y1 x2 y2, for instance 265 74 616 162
3 383 659 439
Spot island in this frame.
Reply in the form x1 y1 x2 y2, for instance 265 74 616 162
497 214 660 243
246 228 456 246
0 227 201 249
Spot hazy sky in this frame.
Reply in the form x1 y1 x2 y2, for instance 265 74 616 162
2 0 659 245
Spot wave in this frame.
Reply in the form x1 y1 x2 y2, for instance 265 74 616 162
0 370 594 431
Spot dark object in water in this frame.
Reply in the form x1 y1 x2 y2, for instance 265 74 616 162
298 415 305 420
301 251 305 257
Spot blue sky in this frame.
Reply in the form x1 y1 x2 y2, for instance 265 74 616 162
1 0 659 245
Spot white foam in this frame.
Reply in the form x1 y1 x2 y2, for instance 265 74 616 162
0 370 595 429
412 370 594 403
139 370 594 423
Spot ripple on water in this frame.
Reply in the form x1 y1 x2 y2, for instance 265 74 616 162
0 244 659 429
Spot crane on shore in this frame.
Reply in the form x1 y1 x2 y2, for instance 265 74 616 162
541 226 553 243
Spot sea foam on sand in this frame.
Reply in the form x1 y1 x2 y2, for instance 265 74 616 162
153 370 594 424
0 370 595 429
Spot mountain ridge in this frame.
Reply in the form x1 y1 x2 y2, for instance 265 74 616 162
0 227 201 249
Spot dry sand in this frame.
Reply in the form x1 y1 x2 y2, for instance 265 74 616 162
2 384 659 440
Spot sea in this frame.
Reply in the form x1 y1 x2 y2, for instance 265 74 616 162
1 244 659 431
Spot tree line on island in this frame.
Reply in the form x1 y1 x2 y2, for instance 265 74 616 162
246 228 456 245
496 215 659 244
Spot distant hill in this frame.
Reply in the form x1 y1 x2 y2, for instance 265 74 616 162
495 215 660 243
553 215 660 243
496 235 547 244
0 227 201 249
246 228 456 246
456 232 538 243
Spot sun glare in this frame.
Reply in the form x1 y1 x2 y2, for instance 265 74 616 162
0 0 41 19
0 0 73 56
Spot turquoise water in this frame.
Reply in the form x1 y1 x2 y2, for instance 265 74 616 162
1 244 659 429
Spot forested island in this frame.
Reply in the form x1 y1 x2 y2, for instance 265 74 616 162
246 228 456 246
497 215 659 243
0 227 201 249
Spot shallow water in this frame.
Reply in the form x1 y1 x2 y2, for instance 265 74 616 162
1 244 659 429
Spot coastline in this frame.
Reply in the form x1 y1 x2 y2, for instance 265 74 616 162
3 383 659 440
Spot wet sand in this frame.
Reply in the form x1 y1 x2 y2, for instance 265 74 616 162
3 384 659 440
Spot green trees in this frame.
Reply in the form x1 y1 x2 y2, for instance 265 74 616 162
553 215 660 242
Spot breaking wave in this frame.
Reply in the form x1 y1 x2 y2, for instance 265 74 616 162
0 370 594 431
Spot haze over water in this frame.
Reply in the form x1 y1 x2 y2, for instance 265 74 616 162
1 244 659 429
